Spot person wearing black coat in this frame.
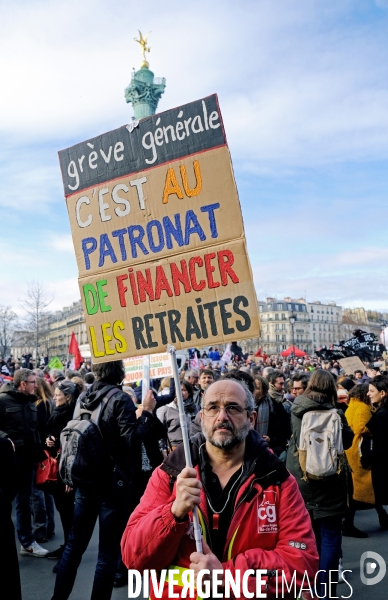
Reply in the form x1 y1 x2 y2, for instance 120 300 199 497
51 360 162 600
0 437 21 600
0 369 48 557
253 375 290 458
367 376 388 522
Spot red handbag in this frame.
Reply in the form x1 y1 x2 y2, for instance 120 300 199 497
36 450 59 485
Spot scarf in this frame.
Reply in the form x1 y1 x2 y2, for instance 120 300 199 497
269 383 284 404
255 394 273 437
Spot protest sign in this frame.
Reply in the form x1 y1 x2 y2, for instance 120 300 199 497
59 94 260 362
221 343 232 362
123 352 172 383
48 356 63 370
339 356 365 376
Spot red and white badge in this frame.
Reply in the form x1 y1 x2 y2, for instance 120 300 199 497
257 490 278 534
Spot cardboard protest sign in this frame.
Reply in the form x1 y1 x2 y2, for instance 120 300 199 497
59 94 260 362
123 353 172 383
339 356 365 376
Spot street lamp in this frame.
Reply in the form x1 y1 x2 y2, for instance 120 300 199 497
289 313 297 359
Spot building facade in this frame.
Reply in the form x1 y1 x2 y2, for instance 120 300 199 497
255 297 343 356
10 301 88 363
47 301 88 360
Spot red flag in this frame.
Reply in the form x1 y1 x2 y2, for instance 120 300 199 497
255 347 263 357
68 332 83 370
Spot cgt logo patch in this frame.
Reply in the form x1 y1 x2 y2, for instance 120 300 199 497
257 490 278 534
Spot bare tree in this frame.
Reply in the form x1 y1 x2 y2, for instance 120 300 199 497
21 282 53 361
0 306 18 358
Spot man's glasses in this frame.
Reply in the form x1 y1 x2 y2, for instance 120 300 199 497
26 379 36 384
203 404 248 417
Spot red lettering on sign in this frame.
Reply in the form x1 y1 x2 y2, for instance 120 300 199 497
155 265 173 300
116 274 128 307
218 250 239 285
189 256 206 291
137 269 154 303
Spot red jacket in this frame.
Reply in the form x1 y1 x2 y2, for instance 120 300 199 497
121 432 318 599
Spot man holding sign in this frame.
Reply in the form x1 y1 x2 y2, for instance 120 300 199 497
121 379 318 598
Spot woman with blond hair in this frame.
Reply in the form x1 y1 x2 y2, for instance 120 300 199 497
157 376 172 396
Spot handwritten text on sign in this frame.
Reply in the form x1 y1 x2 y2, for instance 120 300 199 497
59 95 260 362
123 353 172 383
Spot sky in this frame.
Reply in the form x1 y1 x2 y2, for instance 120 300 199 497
1 0 388 315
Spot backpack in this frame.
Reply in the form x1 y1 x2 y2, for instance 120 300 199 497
59 387 118 489
298 408 344 481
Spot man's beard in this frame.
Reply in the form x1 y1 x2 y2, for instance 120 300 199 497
203 420 251 449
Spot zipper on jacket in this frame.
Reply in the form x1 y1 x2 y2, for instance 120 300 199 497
223 468 279 555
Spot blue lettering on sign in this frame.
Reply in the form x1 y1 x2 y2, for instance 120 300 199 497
81 204 220 270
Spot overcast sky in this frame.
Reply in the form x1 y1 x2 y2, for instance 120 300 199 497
1 0 388 315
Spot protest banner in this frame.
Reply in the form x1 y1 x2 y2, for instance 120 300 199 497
48 356 63 370
59 94 260 362
339 356 365 376
123 352 172 383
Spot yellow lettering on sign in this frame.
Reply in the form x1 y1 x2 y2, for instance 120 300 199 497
89 326 104 358
102 322 115 356
113 320 128 353
180 160 202 197
162 167 184 204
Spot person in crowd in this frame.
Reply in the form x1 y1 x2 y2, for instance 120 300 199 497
354 370 364 383
69 375 86 396
222 368 255 393
0 436 21 599
286 370 353 599
283 373 309 414
343 383 388 536
0 368 48 557
262 366 275 380
193 369 214 405
184 369 199 389
266 369 286 405
6 355 16 375
0 359 11 376
33 368 45 378
121 378 319 597
32 377 55 543
366 365 380 380
65 369 80 380
336 387 349 412
366 376 388 528
367 375 386 409
50 368 65 389
212 347 221 361
113 381 167 588
253 375 290 458
157 381 199 451
45 380 78 570
158 377 172 397
22 353 33 369
51 360 156 600
84 372 95 388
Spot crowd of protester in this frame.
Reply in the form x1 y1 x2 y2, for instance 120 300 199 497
0 349 388 599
